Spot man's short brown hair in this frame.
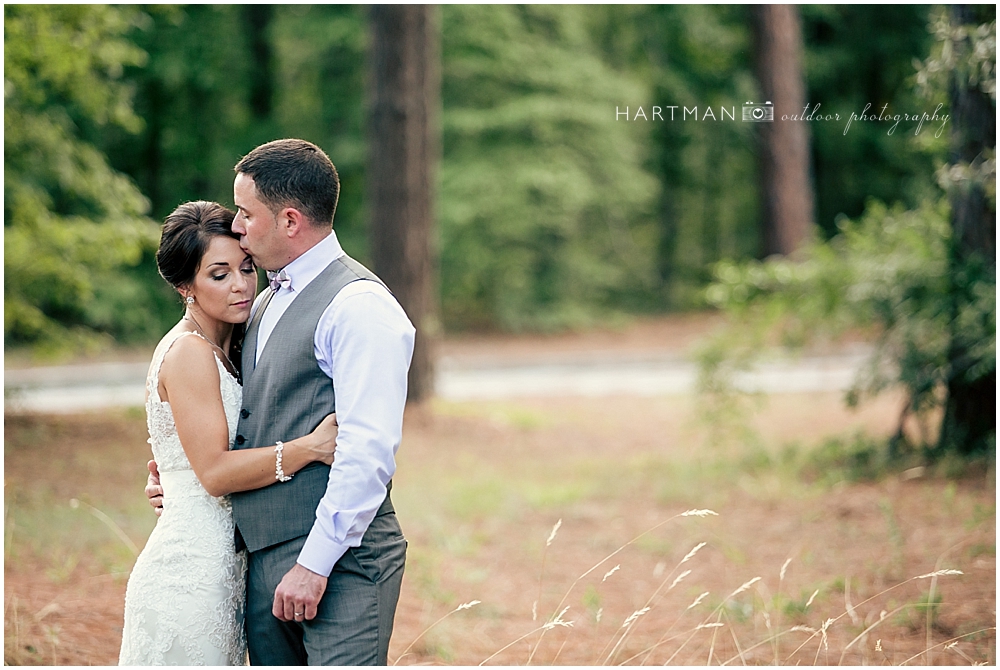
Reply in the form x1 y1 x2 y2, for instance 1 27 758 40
234 139 340 227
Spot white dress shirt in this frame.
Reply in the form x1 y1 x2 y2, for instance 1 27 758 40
250 231 415 576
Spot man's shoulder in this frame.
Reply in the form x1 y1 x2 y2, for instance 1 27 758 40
321 277 413 332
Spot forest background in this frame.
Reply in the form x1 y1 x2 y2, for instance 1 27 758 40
3 4 958 345
4 4 996 454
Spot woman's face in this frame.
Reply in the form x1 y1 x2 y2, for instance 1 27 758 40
188 235 256 324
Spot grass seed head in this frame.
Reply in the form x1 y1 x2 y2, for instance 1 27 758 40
622 607 651 627
780 557 792 580
916 569 964 579
669 569 691 591
728 576 761 599
681 542 707 564
681 509 719 517
546 519 562 547
687 592 709 610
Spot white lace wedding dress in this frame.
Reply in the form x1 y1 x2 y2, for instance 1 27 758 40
119 330 247 665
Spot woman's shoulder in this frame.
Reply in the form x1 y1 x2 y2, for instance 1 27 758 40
158 330 219 383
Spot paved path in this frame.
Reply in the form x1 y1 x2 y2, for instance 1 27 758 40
5 349 870 414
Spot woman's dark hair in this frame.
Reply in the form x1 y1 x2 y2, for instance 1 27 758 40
157 200 240 289
156 200 247 377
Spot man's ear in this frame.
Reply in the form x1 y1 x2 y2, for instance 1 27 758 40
280 207 307 238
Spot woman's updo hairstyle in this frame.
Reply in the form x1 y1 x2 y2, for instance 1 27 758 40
156 201 240 290
156 200 247 379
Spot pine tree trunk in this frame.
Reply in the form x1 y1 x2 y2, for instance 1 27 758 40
749 4 815 257
244 5 274 120
367 5 440 403
938 5 996 455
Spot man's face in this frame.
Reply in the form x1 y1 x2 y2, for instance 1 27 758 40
232 172 284 271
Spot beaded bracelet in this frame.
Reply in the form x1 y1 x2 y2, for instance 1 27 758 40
275 441 293 482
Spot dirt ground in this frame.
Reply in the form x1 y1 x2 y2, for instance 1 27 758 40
4 315 996 665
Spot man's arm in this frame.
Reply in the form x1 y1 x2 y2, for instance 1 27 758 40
272 281 414 622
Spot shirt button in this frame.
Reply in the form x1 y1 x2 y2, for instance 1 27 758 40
240 409 250 419
235 435 246 445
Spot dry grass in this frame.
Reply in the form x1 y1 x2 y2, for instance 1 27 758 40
4 389 996 665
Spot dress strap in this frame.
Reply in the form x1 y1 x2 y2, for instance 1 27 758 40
147 330 207 403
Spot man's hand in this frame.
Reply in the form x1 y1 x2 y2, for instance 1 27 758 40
145 460 164 517
273 563 328 622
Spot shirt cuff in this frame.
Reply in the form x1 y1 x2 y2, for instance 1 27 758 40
296 527 350 577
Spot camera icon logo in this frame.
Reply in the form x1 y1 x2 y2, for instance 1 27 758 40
742 101 774 122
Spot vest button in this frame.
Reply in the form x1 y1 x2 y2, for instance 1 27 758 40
240 409 250 419
235 435 246 445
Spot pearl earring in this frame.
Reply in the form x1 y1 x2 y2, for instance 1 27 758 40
186 296 195 305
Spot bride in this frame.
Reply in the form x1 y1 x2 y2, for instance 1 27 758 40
118 201 338 665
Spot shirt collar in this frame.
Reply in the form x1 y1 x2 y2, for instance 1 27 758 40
275 230 345 294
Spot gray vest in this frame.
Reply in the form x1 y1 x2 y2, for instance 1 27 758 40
230 255 394 553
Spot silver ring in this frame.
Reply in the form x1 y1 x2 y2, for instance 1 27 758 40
295 612 303 616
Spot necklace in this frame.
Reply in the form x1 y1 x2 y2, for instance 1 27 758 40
183 315 236 371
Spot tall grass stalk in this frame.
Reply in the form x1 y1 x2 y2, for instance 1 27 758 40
600 541 704 664
773 556 793 664
392 600 481 666
478 607 573 666
658 577 762 666
772 569 966 665
722 611 749 666
525 509 717 661
899 628 997 665
532 519 561 624
69 498 139 556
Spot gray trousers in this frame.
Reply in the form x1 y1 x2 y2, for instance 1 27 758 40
245 513 406 665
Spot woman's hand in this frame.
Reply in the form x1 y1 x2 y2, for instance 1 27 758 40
146 460 164 516
305 413 338 465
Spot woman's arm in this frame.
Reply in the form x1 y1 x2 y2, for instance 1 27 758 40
160 335 337 497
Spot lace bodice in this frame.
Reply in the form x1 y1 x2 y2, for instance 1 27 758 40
145 330 241 472
120 328 247 666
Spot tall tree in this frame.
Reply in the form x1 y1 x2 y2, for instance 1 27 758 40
244 5 274 120
367 5 440 402
936 6 996 455
749 5 815 256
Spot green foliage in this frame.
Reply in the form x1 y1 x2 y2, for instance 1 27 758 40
105 5 369 254
6 5 972 351
801 6 941 235
439 5 659 330
702 198 994 451
800 434 897 484
643 6 761 304
271 6 368 257
4 5 161 355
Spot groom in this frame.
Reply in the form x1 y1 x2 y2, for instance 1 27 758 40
150 138 414 665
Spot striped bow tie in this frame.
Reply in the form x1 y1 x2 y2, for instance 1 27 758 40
267 269 291 292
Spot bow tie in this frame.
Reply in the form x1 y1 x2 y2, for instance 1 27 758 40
267 269 291 292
